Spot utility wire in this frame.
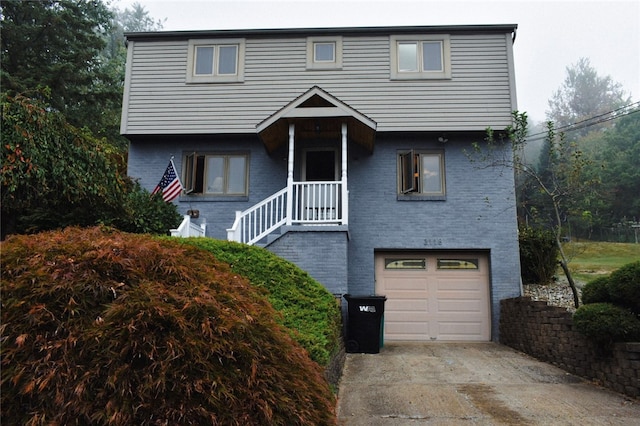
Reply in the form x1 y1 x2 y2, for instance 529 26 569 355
526 101 640 142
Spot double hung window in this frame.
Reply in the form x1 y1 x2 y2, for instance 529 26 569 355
184 153 248 196
398 150 446 197
187 39 245 83
390 35 451 79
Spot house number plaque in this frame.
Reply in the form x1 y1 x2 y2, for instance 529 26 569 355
423 238 443 247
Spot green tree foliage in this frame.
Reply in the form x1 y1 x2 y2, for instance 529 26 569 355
1 227 337 425
579 110 640 228
1 93 180 238
519 225 559 285
581 276 611 305
573 303 640 345
1 0 164 149
520 59 638 241
575 262 640 345
0 0 118 139
607 261 640 315
547 57 631 135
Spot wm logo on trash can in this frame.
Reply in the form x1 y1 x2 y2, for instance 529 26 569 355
359 305 377 313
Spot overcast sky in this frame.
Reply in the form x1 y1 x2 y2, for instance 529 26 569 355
114 0 639 122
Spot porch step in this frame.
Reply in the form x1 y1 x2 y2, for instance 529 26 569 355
255 227 284 248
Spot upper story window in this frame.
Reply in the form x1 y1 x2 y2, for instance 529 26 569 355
183 152 249 196
390 35 451 80
306 36 343 70
398 150 446 198
186 39 245 83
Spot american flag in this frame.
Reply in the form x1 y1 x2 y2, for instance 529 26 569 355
152 160 183 202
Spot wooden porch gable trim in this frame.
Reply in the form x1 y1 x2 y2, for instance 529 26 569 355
256 86 377 153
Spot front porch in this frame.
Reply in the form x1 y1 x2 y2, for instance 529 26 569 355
227 86 376 246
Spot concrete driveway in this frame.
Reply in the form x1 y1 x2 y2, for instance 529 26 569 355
336 342 640 425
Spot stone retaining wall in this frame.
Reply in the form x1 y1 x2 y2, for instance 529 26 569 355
500 297 640 398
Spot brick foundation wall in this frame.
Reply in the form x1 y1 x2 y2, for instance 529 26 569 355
500 297 640 398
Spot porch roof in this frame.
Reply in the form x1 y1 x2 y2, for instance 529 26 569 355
256 86 377 153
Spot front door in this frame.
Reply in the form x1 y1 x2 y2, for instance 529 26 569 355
303 149 338 181
300 148 340 221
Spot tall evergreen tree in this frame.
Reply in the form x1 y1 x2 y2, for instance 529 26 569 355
1 0 118 138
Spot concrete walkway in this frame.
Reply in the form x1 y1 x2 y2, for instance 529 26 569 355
336 342 640 425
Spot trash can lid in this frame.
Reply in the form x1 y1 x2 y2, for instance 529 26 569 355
343 294 386 300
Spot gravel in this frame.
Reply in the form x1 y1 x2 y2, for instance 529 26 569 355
523 278 583 312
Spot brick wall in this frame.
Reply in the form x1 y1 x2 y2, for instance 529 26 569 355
500 297 640 398
267 228 349 296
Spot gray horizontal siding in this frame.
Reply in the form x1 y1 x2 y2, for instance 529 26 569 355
122 32 515 134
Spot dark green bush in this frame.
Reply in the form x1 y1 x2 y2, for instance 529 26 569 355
581 275 611 305
607 261 640 315
1 227 336 425
178 238 342 367
573 303 640 345
519 225 559 284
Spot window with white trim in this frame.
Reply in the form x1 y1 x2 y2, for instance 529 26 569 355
183 152 249 196
186 39 245 83
390 35 451 80
306 36 343 70
398 150 446 197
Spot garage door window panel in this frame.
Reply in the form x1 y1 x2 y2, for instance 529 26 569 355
385 258 426 269
437 259 479 270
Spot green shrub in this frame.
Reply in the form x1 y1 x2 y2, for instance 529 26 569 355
519 225 559 284
573 303 640 345
1 227 336 425
581 275 611 305
607 261 640 315
178 238 342 366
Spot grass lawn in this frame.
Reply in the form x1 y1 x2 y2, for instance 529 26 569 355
563 241 640 283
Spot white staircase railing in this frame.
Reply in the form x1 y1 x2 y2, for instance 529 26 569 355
171 215 207 238
227 187 288 245
227 181 347 245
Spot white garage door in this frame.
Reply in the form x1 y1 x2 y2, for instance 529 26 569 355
375 252 490 341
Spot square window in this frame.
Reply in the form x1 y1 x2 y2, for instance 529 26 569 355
390 35 450 80
314 42 335 62
187 39 244 83
398 150 446 197
184 152 248 196
306 36 342 69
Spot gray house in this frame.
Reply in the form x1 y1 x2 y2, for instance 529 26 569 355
122 24 522 342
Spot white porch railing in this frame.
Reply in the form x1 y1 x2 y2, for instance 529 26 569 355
227 181 347 245
291 181 343 223
171 215 207 238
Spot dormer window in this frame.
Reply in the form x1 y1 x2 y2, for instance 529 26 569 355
307 36 342 70
187 39 245 83
390 35 451 80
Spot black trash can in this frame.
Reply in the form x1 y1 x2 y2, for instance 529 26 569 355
343 294 387 354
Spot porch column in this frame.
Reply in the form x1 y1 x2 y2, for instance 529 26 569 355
286 123 295 226
341 123 348 225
